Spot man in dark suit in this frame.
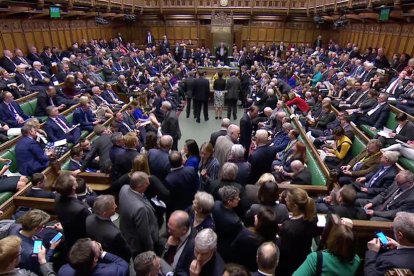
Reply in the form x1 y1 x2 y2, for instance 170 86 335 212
0 91 29 127
209 118 230 147
355 93 391 130
148 135 172 182
26 46 43 65
385 71 411 98
160 101 181 151
73 97 99 133
112 132 139 179
353 151 400 205
225 71 241 120
13 48 32 68
248 130 278 184
363 170 414 221
15 125 51 176
86 195 131 262
44 106 81 144
119 171 160 257
58 237 129 276
193 72 210 123
215 42 228 64
34 86 66 117
0 50 17 73
239 105 259 159
252 242 280 276
145 31 156 47
15 64 44 95
31 61 52 87
365 211 414 275
240 66 250 107
290 160 312 185
358 62 376 83
183 72 196 118
164 151 199 218
54 172 91 251
378 113 414 147
81 125 112 173
25 173 55 199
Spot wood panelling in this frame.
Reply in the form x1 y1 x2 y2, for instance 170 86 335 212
335 23 414 58
115 19 334 49
0 19 114 54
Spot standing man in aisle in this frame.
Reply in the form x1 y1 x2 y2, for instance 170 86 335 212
226 71 241 120
194 71 210 123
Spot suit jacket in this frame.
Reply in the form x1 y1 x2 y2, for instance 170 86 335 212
26 187 55 199
15 136 49 176
12 56 31 67
15 72 34 92
58 252 129 276
0 56 16 73
102 89 121 104
183 77 196 98
119 185 159 256
34 91 57 117
364 103 391 129
148 148 171 181
239 113 252 151
44 115 74 142
370 183 414 220
194 77 210 101
73 107 96 130
348 150 382 177
0 101 29 127
165 166 199 214
55 194 91 250
161 110 181 140
30 69 50 86
209 129 227 147
365 248 414 276
291 167 312 185
225 76 241 100
86 214 131 261
363 165 398 196
113 148 138 178
394 121 414 142
82 133 112 172
27 52 43 64
248 144 277 184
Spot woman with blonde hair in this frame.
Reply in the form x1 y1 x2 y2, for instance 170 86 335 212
277 188 318 276
245 173 275 205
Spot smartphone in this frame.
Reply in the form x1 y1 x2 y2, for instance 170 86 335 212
376 231 388 246
33 240 42 254
50 232 63 244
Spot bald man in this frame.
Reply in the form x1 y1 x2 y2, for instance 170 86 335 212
248 129 277 183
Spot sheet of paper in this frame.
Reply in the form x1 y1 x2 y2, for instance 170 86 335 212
54 139 67 147
317 214 327 228
7 128 21 136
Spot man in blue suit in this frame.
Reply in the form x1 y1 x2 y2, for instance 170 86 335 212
0 91 29 127
44 106 81 144
73 96 99 133
58 238 129 276
270 122 293 153
15 125 50 176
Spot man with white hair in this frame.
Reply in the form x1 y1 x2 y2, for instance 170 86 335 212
359 61 376 83
214 124 240 167
31 61 51 86
363 170 414 221
210 118 231 147
189 227 225 275
365 212 414 274
0 49 17 73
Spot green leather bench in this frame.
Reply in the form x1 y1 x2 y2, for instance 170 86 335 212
20 99 38 117
350 135 366 158
297 137 327 186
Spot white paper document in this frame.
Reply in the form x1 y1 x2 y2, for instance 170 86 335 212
377 127 393 138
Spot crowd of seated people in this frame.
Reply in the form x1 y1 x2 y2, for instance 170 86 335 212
1 33 414 276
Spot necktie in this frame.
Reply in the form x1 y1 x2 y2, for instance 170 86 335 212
122 122 133 132
55 117 69 132
49 97 55 106
8 103 19 119
366 167 386 188
367 104 382 116
386 79 400 95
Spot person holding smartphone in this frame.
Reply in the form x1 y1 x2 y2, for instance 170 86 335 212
365 212 414 275
0 157 29 193
8 209 61 275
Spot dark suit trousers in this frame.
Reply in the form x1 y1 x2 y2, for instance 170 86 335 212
194 100 208 121
67 128 81 144
186 97 193 117
226 99 238 118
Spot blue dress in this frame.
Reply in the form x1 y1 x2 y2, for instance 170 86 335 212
185 155 200 173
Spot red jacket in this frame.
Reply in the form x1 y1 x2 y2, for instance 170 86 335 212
286 97 310 113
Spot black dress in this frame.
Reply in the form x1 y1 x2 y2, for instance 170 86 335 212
276 217 318 276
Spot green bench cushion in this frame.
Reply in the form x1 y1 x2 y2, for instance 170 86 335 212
298 137 326 186
360 125 377 138
386 112 398 129
61 160 70 171
351 135 366 158
20 99 38 117
360 112 397 138
0 192 13 205
65 114 74 124
399 157 414 172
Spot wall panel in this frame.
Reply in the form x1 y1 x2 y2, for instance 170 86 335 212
0 19 113 55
